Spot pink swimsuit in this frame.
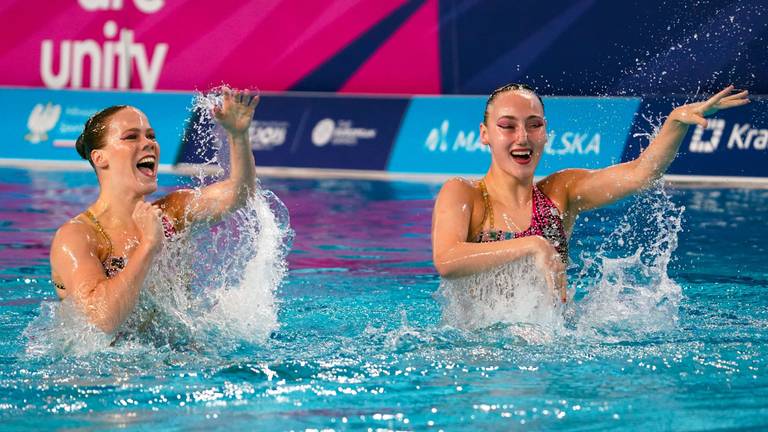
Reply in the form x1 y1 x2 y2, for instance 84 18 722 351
473 183 569 263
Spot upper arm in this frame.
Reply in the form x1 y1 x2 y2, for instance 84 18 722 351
154 189 195 231
547 160 644 214
50 222 108 300
155 181 242 230
431 178 475 259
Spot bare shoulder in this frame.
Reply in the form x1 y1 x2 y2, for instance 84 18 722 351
437 177 478 203
538 169 591 214
50 216 100 280
51 216 97 250
154 188 195 211
538 168 595 194
154 188 195 229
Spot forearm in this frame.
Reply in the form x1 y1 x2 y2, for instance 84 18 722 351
434 236 541 278
78 244 157 333
632 110 690 184
226 130 256 205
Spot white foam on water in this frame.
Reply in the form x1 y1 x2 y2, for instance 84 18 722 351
436 256 566 343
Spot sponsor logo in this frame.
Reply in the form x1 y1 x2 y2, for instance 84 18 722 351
545 131 600 155
424 120 488 153
249 120 288 150
423 121 600 156
727 123 768 151
311 118 376 147
689 119 726 153
24 102 61 144
689 119 767 153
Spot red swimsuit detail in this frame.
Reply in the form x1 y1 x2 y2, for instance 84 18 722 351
473 180 569 263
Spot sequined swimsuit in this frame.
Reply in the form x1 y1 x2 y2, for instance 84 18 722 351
53 209 176 290
473 180 569 263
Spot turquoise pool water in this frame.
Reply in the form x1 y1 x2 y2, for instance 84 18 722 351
0 167 766 430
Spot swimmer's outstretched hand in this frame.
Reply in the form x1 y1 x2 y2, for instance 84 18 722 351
671 85 750 127
213 87 260 134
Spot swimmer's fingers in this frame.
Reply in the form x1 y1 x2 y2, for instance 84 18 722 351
707 85 736 106
543 270 555 294
716 90 750 109
701 86 750 116
248 95 260 109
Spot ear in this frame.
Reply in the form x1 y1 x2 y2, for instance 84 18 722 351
91 149 108 169
480 122 490 145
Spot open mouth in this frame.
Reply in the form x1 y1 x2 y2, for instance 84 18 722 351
510 149 533 164
136 156 156 177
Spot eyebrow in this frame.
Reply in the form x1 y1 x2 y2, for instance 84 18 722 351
122 128 155 133
496 115 544 121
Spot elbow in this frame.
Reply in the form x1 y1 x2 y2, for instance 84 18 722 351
433 254 459 278
232 179 257 211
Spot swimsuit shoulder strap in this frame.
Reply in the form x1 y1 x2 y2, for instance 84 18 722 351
478 179 495 231
83 209 114 259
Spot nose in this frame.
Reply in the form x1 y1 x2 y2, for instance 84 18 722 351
141 137 158 152
513 126 528 144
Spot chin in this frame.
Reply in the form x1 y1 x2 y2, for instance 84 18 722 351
138 182 158 196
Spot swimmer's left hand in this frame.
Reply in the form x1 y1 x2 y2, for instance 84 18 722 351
671 85 750 128
213 87 260 134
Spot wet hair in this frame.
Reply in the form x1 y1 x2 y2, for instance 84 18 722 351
75 105 128 167
483 83 545 124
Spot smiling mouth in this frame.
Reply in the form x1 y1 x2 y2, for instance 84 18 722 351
136 156 156 177
510 149 532 162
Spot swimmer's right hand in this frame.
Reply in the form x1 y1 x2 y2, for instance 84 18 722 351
529 236 567 303
132 201 164 252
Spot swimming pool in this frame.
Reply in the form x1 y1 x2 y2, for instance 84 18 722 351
0 166 766 430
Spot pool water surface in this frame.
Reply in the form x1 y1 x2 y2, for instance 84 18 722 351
0 167 766 431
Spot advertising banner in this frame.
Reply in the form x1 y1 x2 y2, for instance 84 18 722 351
178 94 409 170
388 96 641 177
0 0 439 95
0 88 191 165
622 96 768 177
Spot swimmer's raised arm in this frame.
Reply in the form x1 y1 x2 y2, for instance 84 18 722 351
50 202 164 333
549 86 750 214
160 88 259 229
432 178 565 298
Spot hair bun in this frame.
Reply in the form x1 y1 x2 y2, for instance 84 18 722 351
75 133 88 160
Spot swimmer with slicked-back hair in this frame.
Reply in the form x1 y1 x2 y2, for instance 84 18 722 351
431 84 749 302
50 88 259 334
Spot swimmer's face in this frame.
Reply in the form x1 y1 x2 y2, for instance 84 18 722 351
91 107 160 196
480 90 547 180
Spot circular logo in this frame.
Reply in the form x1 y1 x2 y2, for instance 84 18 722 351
311 118 335 147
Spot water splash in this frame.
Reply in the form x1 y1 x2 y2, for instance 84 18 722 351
23 87 292 357
436 256 565 343
573 185 684 341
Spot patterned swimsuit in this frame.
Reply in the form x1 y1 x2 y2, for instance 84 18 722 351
53 210 176 290
473 180 569 263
